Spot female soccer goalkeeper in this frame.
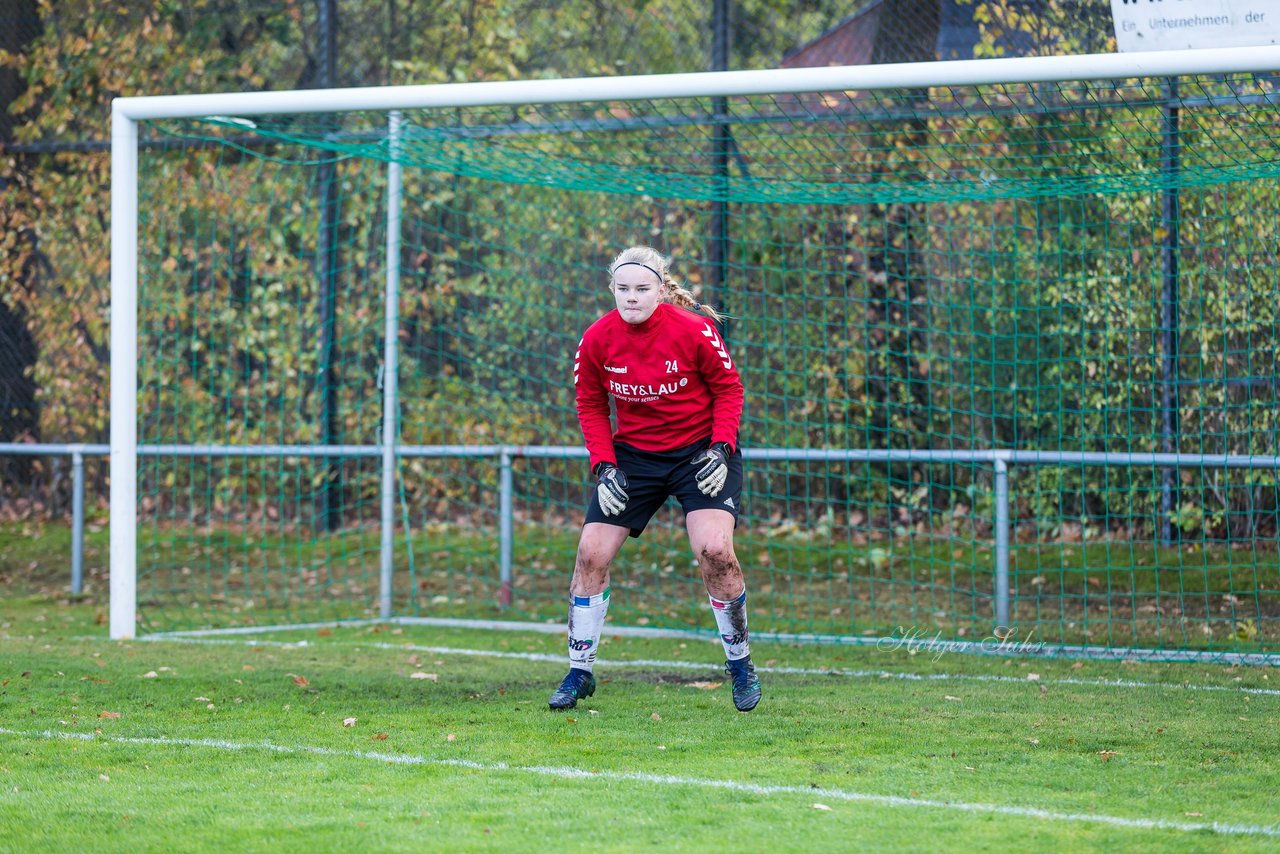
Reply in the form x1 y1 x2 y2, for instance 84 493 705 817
548 246 761 713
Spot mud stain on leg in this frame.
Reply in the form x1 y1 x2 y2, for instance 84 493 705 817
699 546 741 591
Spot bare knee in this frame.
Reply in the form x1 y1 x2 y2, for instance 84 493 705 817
571 537 617 595
698 542 738 571
575 543 611 577
698 543 742 595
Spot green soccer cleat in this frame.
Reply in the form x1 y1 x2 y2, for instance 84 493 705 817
725 656 762 712
548 668 597 710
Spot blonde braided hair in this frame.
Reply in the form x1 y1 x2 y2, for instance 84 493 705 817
608 246 725 324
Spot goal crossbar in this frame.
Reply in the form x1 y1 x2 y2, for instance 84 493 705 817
113 45 1280 120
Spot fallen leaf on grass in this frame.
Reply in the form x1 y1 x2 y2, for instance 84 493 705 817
1027 738 1039 745
944 695 961 702
141 671 158 679
446 734 456 742
291 675 309 687
194 696 211 702
1098 750 1119 762
687 681 722 690
811 803 832 811
372 733 388 741
98 711 120 719
343 717 357 727
409 672 438 681
650 713 662 721
1185 811 1203 817
99 774 109 782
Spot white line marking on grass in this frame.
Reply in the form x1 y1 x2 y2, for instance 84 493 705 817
136 635 1280 697
144 617 1280 666
0 726 1275 839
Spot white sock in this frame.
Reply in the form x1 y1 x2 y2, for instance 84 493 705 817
567 588 610 672
709 588 750 661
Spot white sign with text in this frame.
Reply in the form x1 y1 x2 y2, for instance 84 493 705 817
1111 0 1280 52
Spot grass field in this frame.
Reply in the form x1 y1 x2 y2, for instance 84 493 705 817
3 529 1280 851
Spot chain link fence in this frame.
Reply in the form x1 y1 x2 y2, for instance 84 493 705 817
0 0 1120 518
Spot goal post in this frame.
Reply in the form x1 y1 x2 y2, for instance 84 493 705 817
111 45 1280 660
110 108 138 640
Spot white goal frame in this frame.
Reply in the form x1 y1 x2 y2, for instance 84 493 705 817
110 45 1280 640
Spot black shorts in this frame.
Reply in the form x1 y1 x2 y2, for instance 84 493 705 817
584 439 743 538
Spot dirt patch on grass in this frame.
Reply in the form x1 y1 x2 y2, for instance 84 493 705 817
622 669 722 684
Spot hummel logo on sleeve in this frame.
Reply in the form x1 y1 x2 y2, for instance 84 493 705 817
701 324 733 370
723 496 735 508
604 365 628 374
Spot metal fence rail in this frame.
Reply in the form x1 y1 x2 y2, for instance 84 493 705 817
5 441 1280 631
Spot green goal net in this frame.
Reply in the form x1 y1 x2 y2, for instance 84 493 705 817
128 63 1280 661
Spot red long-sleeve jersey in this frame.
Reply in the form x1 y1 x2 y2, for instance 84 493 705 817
575 302 744 470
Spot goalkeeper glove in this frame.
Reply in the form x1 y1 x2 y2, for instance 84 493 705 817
593 462 629 517
691 442 732 497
